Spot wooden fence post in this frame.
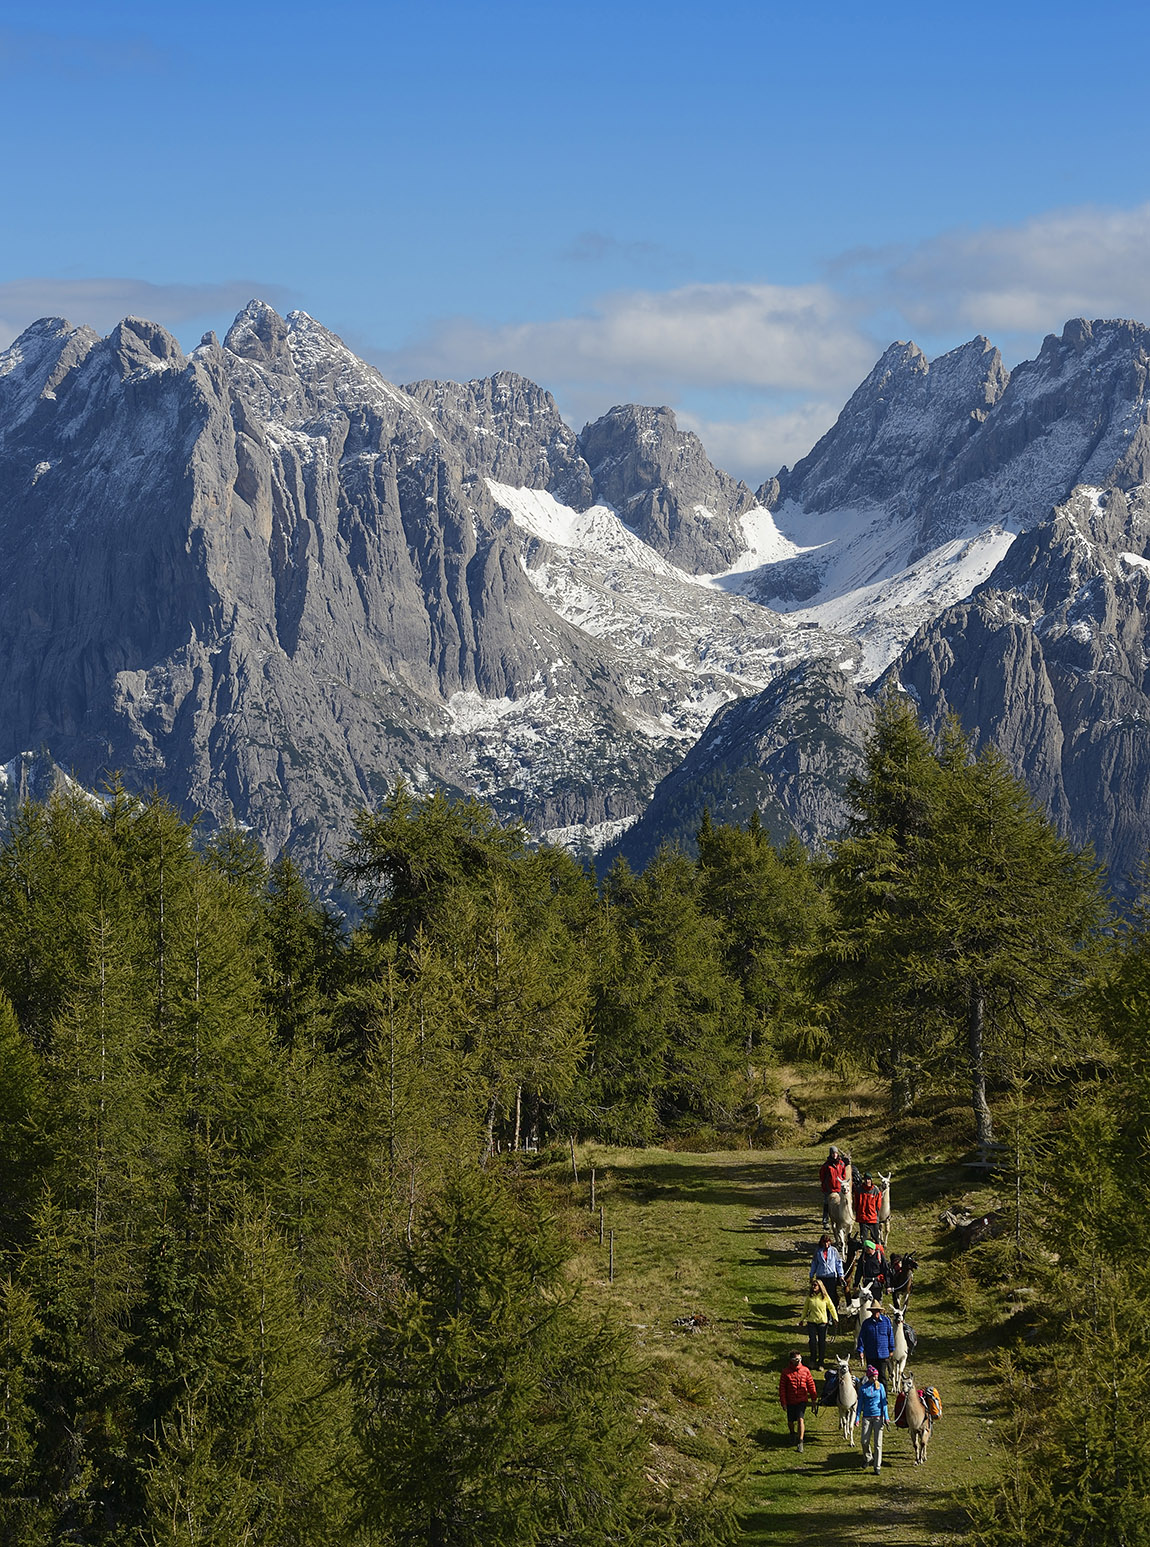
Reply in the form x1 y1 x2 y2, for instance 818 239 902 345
609 1229 615 1283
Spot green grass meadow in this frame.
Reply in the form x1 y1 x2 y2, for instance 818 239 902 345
560 1077 1007 1545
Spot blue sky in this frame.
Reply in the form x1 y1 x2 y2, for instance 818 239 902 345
4 0 1150 479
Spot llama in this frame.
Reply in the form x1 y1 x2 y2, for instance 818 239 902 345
877 1171 892 1244
833 1355 858 1446
888 1252 917 1312
899 1374 932 1464
850 1281 875 1338
890 1308 909 1388
826 1164 854 1258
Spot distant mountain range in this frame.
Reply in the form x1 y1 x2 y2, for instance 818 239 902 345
2 304 1149 887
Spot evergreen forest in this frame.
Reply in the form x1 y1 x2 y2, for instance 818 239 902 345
0 698 1146 1545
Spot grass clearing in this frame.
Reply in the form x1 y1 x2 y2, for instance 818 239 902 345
551 1077 1007 1545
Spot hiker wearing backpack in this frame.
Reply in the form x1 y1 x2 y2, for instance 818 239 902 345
848 1236 888 1297
854 1365 890 1473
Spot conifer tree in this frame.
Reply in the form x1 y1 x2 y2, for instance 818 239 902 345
695 814 825 1066
349 1170 662 1547
141 1198 353 1546
909 733 1104 1147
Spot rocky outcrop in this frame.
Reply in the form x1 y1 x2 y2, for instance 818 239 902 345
608 659 873 871
889 484 1150 889
578 403 755 573
403 371 595 507
768 319 1150 554
0 303 685 874
768 336 1008 521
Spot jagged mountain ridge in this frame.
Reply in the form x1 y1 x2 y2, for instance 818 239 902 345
0 301 816 870
4 302 1150 883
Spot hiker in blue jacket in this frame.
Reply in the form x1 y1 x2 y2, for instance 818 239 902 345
855 1299 895 1390
809 1234 845 1309
854 1364 890 1473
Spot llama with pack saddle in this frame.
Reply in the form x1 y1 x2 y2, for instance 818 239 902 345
833 1355 858 1446
897 1374 933 1464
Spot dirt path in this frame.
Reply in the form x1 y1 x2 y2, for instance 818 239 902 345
587 1143 998 1546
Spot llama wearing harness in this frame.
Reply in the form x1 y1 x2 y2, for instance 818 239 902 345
877 1171 892 1244
898 1373 933 1464
890 1307 909 1388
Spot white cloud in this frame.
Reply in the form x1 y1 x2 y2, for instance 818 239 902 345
677 401 841 483
880 202 1150 338
0 277 292 349
375 281 877 397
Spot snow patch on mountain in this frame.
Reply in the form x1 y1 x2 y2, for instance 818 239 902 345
543 814 637 853
790 524 1017 678
713 506 817 575
488 480 683 578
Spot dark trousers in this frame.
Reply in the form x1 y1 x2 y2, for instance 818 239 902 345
806 1322 828 1366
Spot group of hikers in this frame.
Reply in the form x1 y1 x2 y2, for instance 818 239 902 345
777 1145 918 1473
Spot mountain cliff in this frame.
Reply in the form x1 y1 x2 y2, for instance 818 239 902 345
4 301 1150 886
0 302 814 871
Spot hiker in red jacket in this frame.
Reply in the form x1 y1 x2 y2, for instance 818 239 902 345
854 1171 883 1239
819 1146 848 1227
778 1350 818 1452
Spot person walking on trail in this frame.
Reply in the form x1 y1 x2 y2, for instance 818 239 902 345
848 1236 888 1297
855 1364 890 1474
819 1145 847 1227
809 1234 845 1308
856 1299 896 1390
799 1277 838 1367
778 1350 818 1453
854 1171 883 1241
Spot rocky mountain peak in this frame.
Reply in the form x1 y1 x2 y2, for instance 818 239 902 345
0 317 102 435
404 370 593 504
923 317 1150 543
772 335 1008 518
223 298 293 367
577 402 754 573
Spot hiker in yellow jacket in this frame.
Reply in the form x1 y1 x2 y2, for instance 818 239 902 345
799 1277 839 1367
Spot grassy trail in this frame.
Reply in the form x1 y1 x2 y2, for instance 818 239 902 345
574 1141 1001 1546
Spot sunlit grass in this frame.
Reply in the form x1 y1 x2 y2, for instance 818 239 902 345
550 1073 1004 1545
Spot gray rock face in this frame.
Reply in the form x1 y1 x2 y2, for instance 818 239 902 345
919 318 1150 544
770 319 1150 551
0 302 687 875
609 659 873 871
770 337 1008 521
404 372 594 507
889 484 1150 889
578 404 755 573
